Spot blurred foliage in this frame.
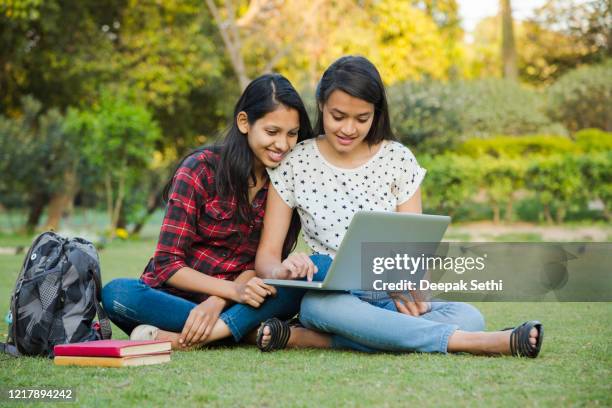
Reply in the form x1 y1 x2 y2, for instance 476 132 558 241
457 135 576 158
0 0 233 149
526 155 586 224
421 132 612 223
546 60 612 132
387 80 462 151
243 0 458 87
468 0 610 84
576 151 612 220
420 154 480 217
388 78 563 153
0 96 88 231
575 128 612 152
0 97 77 202
478 157 525 223
1 0 610 230
67 92 161 233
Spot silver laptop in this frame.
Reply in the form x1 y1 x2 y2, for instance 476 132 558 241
263 211 451 290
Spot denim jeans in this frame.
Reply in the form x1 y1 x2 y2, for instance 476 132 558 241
101 254 331 342
300 290 485 353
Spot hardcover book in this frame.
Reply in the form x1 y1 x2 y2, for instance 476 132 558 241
53 340 171 358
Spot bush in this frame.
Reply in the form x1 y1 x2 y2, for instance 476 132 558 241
388 78 563 153
574 128 612 153
451 79 560 137
546 60 612 132
526 155 585 224
387 81 462 152
577 151 612 221
478 157 526 223
420 154 481 217
456 135 577 158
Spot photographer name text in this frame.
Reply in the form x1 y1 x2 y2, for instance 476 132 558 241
372 279 503 292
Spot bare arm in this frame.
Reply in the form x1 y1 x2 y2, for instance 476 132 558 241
166 268 258 304
166 268 239 303
255 185 294 279
255 184 317 280
396 187 422 214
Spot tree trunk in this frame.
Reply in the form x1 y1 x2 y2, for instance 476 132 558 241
130 188 164 235
104 172 113 231
500 0 518 80
543 205 554 225
117 206 127 230
504 199 514 223
493 205 501 224
555 207 566 224
109 162 127 237
44 168 79 231
25 193 47 233
205 0 250 90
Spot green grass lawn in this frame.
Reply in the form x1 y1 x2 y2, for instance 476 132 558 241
1 239 610 407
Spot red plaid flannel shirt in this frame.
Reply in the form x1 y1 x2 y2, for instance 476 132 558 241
141 149 268 302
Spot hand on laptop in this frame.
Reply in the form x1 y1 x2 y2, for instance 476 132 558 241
389 290 430 317
274 252 319 281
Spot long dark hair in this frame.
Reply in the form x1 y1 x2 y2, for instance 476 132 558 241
164 74 313 258
315 55 395 145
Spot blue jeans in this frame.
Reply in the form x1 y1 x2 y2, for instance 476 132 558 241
300 290 485 353
101 254 332 342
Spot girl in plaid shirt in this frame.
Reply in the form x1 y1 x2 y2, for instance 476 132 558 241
102 74 331 350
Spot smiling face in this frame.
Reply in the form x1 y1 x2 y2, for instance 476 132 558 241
237 104 300 170
320 89 375 155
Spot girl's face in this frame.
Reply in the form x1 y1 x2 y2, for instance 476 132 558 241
238 105 300 169
320 90 375 154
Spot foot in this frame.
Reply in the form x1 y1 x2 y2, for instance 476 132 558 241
481 327 539 355
449 327 539 356
259 324 331 349
130 324 183 350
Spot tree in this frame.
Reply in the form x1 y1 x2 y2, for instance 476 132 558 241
205 0 456 88
78 93 161 236
546 60 612 132
469 0 611 84
115 0 229 143
2 1 233 229
0 96 82 232
500 0 518 80
0 0 119 112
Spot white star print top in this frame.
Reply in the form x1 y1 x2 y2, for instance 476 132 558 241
267 138 426 257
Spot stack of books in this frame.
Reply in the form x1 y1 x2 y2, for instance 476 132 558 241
53 340 172 367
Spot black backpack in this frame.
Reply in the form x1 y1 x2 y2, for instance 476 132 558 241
1 231 112 357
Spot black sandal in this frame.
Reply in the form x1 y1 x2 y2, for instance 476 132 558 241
256 318 291 352
503 320 544 358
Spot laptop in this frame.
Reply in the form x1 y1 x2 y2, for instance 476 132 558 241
263 211 451 290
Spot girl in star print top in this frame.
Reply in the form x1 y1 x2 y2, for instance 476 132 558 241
255 56 544 358
102 74 331 351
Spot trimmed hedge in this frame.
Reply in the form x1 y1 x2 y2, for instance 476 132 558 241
420 133 612 223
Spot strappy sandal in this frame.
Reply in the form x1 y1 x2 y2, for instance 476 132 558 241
256 318 291 352
503 320 544 358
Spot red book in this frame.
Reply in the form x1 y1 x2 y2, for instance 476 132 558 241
53 340 171 357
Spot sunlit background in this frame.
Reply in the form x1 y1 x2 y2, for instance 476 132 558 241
0 0 610 240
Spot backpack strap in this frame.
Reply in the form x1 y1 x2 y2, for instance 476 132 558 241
92 278 112 340
0 342 19 357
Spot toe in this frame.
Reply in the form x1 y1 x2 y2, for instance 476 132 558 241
529 327 538 346
261 325 272 346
